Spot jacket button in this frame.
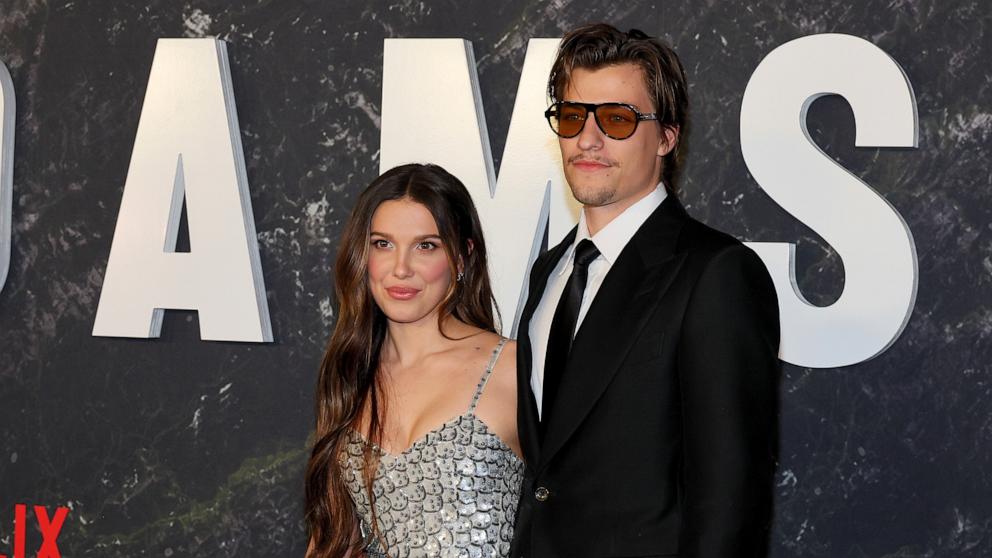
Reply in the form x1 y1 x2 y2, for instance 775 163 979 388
534 486 550 502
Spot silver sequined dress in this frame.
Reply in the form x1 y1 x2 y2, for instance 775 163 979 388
341 338 523 558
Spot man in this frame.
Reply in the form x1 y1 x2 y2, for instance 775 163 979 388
511 24 780 558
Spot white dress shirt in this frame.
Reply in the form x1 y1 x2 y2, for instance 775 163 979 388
529 184 668 418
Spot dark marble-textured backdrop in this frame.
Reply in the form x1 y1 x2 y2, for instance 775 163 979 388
0 0 989 556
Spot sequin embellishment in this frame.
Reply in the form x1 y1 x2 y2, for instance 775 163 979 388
341 338 522 558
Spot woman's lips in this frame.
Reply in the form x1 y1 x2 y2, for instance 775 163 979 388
386 286 420 300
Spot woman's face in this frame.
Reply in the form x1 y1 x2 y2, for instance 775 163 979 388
367 198 454 326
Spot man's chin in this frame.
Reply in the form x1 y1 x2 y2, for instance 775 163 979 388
568 183 616 207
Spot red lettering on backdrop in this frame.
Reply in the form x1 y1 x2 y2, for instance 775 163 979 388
12 503 25 558
0 504 68 558
35 506 68 558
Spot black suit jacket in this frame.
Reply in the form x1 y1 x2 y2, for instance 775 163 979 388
510 196 780 558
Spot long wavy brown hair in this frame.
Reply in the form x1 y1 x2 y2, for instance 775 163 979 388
305 163 498 557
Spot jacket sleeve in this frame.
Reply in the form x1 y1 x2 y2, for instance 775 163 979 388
677 243 781 557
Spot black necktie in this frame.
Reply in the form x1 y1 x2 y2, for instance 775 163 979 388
541 239 600 430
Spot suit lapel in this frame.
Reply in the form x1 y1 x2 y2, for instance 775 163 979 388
538 196 689 471
516 228 576 467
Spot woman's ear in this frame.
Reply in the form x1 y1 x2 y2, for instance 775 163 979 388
457 239 474 279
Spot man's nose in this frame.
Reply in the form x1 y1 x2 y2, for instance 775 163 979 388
576 113 604 150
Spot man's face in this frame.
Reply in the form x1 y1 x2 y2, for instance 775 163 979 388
558 63 677 212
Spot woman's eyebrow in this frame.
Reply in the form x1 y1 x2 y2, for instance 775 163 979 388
369 232 442 241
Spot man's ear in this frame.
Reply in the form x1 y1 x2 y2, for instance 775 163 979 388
657 125 679 158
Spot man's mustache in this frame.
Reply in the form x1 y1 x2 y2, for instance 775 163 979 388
567 154 617 167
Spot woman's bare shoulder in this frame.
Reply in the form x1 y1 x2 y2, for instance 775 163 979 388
495 337 517 370
488 337 517 391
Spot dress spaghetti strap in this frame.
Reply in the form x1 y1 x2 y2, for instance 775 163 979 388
467 337 508 414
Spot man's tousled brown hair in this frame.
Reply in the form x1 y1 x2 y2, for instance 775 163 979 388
549 23 690 194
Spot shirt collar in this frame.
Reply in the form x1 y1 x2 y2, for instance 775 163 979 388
560 183 668 274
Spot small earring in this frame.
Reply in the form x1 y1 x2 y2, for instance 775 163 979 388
456 271 464 282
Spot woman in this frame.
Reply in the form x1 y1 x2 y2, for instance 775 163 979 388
305 163 522 558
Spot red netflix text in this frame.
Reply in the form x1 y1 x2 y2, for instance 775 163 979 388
1 504 69 558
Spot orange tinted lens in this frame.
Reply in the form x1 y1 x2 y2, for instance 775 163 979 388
596 105 638 138
555 104 587 136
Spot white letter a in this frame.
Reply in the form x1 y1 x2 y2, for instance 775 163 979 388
93 39 272 342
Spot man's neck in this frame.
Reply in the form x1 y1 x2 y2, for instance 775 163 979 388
582 185 660 237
